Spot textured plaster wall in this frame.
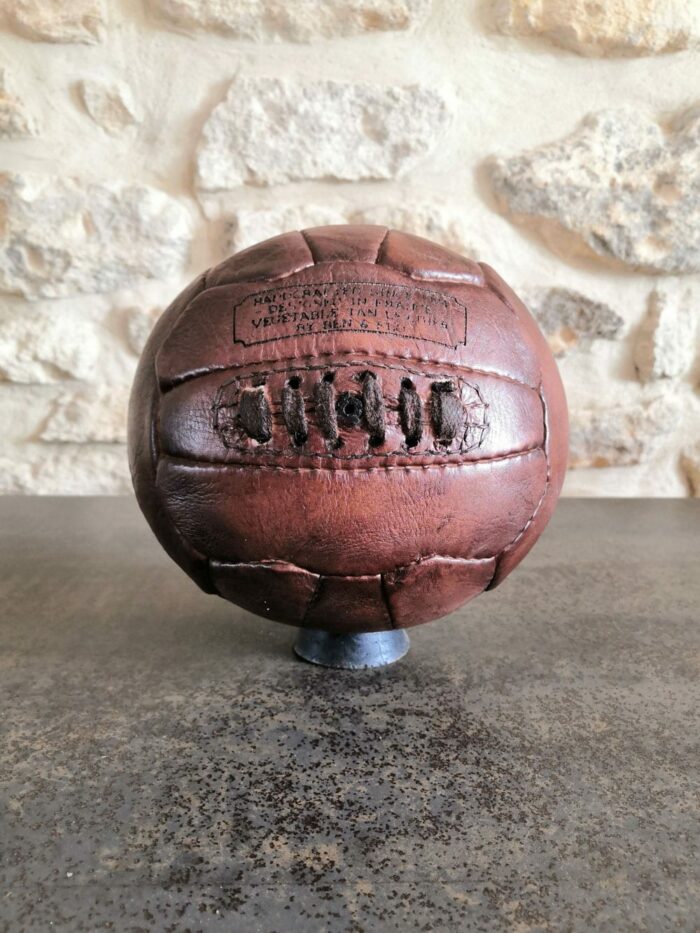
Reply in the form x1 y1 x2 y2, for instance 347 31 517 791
0 0 699 495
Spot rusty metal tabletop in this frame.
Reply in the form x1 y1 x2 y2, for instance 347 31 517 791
1 497 699 931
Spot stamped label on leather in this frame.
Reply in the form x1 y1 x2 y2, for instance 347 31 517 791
232 281 468 348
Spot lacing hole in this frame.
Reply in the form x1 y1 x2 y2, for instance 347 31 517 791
336 391 364 426
401 377 414 390
323 372 335 383
431 380 454 393
288 375 302 390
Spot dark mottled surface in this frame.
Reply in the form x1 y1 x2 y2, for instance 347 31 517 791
1 497 699 932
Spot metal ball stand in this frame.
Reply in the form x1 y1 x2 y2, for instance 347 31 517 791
294 628 410 670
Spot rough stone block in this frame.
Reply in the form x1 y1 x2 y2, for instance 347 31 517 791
0 445 130 494
3 0 106 44
496 0 700 57
196 76 450 199
681 445 700 496
634 289 697 382
0 305 101 383
124 306 164 356
77 79 141 136
522 287 625 356
0 69 37 138
489 107 700 274
568 397 681 468
0 173 191 299
40 385 129 444
146 0 430 41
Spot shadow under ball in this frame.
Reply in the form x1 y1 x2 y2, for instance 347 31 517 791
128 225 568 638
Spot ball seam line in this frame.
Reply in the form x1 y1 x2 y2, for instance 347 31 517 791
160 352 539 394
151 274 216 590
210 554 496 578
157 446 545 471
490 383 551 577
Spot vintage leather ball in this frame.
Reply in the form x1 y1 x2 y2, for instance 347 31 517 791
129 226 568 633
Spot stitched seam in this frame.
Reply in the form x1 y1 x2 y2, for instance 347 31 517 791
158 447 544 472
214 359 524 389
380 574 397 629
406 270 484 286
150 276 216 592
210 554 497 579
153 275 208 464
375 227 391 265
200 445 500 462
376 232 483 285
300 574 323 626
299 228 318 264
479 263 518 315
207 234 316 288
494 384 550 564
162 353 538 393
483 559 499 591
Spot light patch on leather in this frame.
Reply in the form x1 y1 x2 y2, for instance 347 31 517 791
232 281 468 349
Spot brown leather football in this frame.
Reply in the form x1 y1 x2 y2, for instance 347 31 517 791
129 225 568 633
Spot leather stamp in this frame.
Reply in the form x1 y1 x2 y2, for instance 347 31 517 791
233 281 468 348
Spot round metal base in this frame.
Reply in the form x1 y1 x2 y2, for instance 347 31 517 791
293 628 410 670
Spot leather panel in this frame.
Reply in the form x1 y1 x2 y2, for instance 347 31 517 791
127 273 214 593
378 229 485 284
209 560 318 626
155 449 548 576
480 264 569 588
302 224 387 263
384 556 497 628
155 264 542 390
206 231 314 288
304 574 392 633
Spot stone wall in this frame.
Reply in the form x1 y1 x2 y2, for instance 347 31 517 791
0 0 698 495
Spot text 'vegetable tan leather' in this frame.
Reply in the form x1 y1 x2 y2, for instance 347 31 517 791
128 226 568 633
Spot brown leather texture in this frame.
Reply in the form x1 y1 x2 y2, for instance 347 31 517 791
128 225 568 633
